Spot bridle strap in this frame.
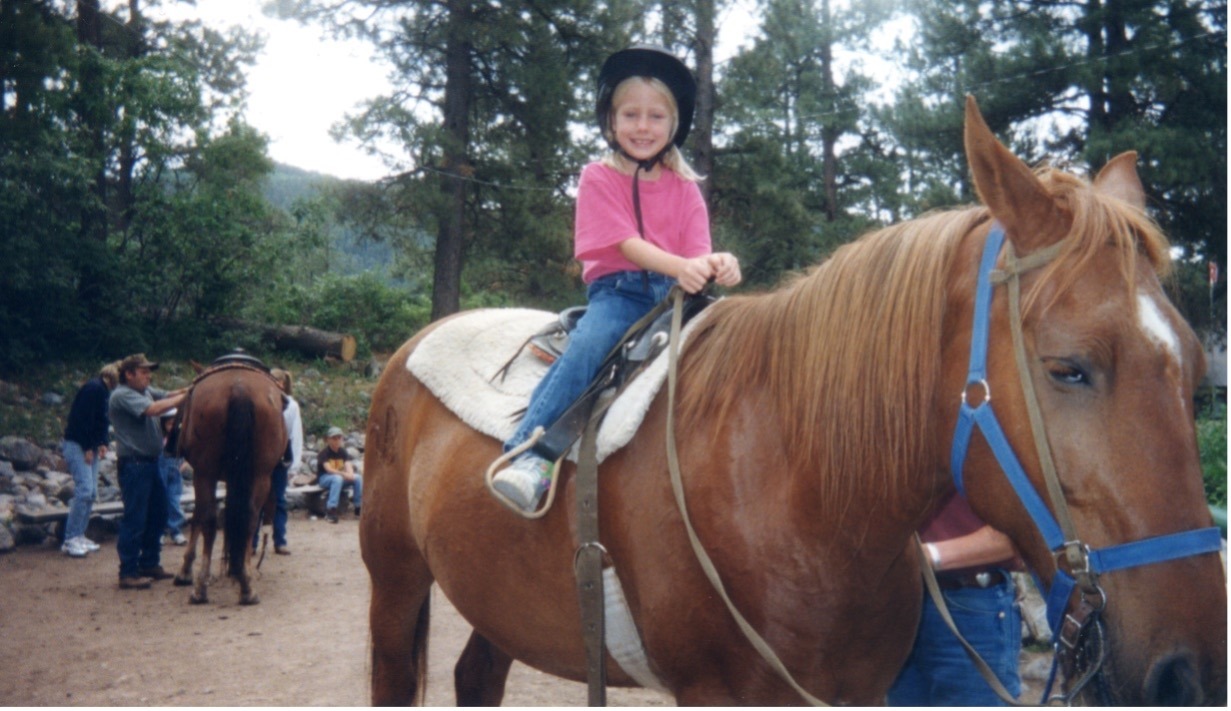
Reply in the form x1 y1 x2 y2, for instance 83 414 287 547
995 239 1081 555
951 224 1222 637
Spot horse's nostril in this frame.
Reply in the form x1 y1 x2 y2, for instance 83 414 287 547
1144 651 1202 706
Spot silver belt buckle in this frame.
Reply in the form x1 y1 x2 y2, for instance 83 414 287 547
975 571 993 588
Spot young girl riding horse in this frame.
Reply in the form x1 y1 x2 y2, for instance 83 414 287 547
492 46 742 513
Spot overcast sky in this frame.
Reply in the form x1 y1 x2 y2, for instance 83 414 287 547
149 1 770 182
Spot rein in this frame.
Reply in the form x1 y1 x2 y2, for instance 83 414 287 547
950 225 1222 702
664 289 830 706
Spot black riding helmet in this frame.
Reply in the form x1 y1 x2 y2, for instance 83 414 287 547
596 45 697 153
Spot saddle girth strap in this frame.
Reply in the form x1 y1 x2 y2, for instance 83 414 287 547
575 389 616 706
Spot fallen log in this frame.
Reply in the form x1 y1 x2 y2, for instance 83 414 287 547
269 324 357 362
214 319 357 362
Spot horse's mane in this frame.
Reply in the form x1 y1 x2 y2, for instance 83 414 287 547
678 165 1172 517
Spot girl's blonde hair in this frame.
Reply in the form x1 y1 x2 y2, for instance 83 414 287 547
601 76 703 183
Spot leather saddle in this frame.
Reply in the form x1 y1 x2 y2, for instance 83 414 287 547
522 290 714 462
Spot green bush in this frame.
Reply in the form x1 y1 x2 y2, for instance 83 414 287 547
245 273 431 356
1198 411 1227 508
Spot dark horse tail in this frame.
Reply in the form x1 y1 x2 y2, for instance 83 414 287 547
223 387 256 580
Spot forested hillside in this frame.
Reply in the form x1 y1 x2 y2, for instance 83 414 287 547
0 0 1224 374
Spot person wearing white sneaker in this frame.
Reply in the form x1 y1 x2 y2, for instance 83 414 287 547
491 455 553 513
61 361 120 557
492 47 741 515
61 536 91 558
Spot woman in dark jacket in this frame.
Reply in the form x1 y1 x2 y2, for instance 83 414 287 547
60 362 119 557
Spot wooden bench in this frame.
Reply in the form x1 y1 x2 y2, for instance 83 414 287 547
15 485 222 527
285 484 351 516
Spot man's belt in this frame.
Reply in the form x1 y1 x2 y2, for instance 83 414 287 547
935 570 1006 590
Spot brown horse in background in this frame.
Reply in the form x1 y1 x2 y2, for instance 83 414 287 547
173 362 287 605
360 98 1225 704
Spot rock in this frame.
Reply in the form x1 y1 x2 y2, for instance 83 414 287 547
1015 572 1051 644
0 524 14 552
44 470 71 487
1020 653 1053 681
23 492 47 509
0 380 20 402
37 477 64 499
41 392 64 406
0 436 44 471
364 359 384 378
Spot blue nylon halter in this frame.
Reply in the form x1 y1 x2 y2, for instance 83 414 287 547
950 225 1223 635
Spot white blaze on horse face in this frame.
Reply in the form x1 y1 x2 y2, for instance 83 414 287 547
1137 291 1181 362
1137 291 1187 408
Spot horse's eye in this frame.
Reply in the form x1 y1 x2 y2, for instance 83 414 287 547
1045 360 1090 387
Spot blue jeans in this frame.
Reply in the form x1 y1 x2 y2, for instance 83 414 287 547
505 271 675 452
887 574 1021 705
116 458 167 578
318 472 362 511
61 440 99 541
159 454 186 535
254 463 289 547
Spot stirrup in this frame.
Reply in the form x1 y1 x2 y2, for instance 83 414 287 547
485 427 565 519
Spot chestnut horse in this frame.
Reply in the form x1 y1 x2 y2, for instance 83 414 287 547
360 98 1225 704
173 362 288 605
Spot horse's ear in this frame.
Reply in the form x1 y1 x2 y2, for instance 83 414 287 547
190 360 205 374
963 95 1068 252
1093 151 1146 209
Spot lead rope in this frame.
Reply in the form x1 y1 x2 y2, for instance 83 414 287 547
664 289 829 706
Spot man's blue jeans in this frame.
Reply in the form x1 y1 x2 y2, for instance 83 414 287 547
253 463 289 547
887 575 1021 706
159 454 186 535
505 271 675 452
61 440 99 541
116 458 167 578
318 472 362 511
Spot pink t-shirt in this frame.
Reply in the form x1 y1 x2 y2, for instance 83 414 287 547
573 162 711 283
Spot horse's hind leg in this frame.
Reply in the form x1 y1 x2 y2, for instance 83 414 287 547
237 550 260 605
191 514 218 604
368 550 434 706
455 631 513 706
173 520 198 587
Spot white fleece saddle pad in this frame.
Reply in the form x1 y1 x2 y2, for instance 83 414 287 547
405 307 701 463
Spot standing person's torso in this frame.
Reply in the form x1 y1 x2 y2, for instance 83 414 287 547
108 384 166 458
64 377 109 449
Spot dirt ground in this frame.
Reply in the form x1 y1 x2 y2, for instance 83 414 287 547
0 509 1052 707
0 510 668 707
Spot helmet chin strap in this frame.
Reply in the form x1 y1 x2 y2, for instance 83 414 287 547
615 145 671 241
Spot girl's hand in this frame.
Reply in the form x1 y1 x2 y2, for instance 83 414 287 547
707 252 742 287
676 256 715 294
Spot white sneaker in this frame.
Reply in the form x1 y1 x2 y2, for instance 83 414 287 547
492 456 552 513
172 532 188 546
81 536 101 552
61 537 89 558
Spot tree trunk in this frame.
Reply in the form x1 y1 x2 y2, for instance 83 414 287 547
431 0 473 322
692 0 716 200
819 0 838 222
268 325 357 362
213 319 357 362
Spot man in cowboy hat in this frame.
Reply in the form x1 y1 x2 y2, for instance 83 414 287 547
109 353 188 589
